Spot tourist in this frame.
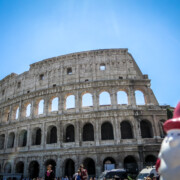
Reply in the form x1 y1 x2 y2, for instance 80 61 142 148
45 164 55 180
75 170 81 180
79 164 88 180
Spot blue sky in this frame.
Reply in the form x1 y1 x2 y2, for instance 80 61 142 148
0 0 179 107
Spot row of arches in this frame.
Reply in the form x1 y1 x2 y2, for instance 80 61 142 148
1 90 146 122
0 120 157 150
1 155 157 178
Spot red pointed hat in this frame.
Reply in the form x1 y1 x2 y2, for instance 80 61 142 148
164 102 180 132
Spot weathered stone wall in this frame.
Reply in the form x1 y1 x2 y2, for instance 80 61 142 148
0 49 167 178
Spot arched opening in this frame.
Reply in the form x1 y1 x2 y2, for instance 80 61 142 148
4 162 11 173
83 123 94 141
99 91 111 105
66 95 75 109
124 156 138 174
83 158 96 177
29 161 39 179
0 134 5 150
82 93 93 107
38 99 44 115
121 121 133 139
45 159 56 174
47 126 57 144
65 125 75 142
51 97 58 111
117 91 128 105
135 90 145 105
32 128 41 145
159 120 166 138
15 161 24 174
145 155 157 166
103 157 116 171
3 107 10 122
18 130 27 147
15 107 19 119
7 132 15 148
140 120 153 138
26 103 31 117
64 159 75 177
101 122 114 140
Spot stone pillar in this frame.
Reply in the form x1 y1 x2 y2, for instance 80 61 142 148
75 120 80 147
153 115 161 139
128 86 136 107
39 156 44 178
59 120 63 147
8 105 13 123
18 101 22 121
95 119 100 146
75 91 80 113
138 145 144 170
4 131 8 152
93 90 99 111
114 117 120 144
31 99 35 118
24 157 28 178
135 118 142 144
58 95 62 114
56 156 61 177
111 89 117 109
42 122 46 149
44 97 49 116
27 125 31 150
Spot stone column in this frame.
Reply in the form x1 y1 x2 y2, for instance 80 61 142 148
128 86 136 107
31 99 35 118
75 120 80 147
58 95 62 114
59 120 63 147
56 156 61 177
114 117 120 144
93 90 99 111
111 89 117 109
27 125 31 150
44 97 49 116
75 91 80 113
95 119 100 146
153 115 161 139
39 156 44 178
24 157 28 178
8 105 13 123
135 118 142 144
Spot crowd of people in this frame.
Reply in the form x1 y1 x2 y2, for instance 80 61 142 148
45 164 90 180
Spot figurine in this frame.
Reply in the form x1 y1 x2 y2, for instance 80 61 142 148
156 102 180 180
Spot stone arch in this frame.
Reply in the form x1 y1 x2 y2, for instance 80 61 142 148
145 155 157 166
3 107 10 122
7 132 15 148
44 159 56 174
135 90 145 105
83 123 94 141
117 90 128 105
65 94 75 109
26 103 31 117
50 97 59 112
140 120 153 138
101 122 114 140
99 91 111 105
103 157 116 171
37 99 44 115
124 156 138 173
65 124 75 142
18 130 27 147
4 162 11 173
47 126 57 144
15 161 24 174
0 134 5 150
120 121 133 139
83 158 96 177
64 159 75 177
32 127 41 145
159 119 166 138
29 161 39 179
12 105 19 120
82 92 93 107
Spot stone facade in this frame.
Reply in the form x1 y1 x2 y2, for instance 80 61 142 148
0 49 167 178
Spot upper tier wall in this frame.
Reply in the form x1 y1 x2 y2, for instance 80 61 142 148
0 49 146 103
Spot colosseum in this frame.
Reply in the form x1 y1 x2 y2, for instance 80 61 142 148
0 49 167 178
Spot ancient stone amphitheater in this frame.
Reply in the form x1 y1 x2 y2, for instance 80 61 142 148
0 49 167 178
